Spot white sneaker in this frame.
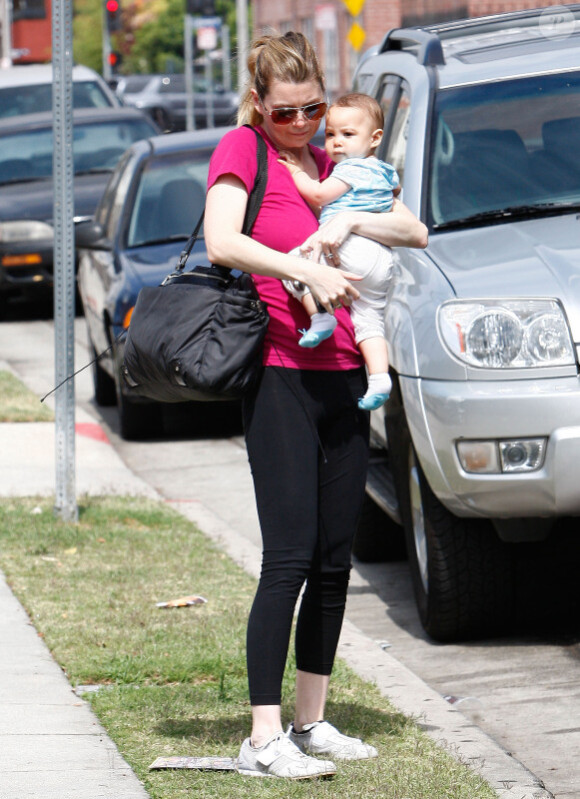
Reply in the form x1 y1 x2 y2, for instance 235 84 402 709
288 720 378 761
236 732 336 779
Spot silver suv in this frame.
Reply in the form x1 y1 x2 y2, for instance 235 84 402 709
351 6 580 641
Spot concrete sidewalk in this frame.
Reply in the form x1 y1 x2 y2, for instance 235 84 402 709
0 414 554 799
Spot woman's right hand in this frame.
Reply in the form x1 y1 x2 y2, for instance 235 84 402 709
302 261 361 314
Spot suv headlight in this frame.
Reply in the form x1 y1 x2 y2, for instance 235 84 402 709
438 299 575 368
0 220 54 243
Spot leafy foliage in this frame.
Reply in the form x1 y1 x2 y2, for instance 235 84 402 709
72 0 239 77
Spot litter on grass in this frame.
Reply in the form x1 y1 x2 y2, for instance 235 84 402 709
156 595 207 609
149 756 237 771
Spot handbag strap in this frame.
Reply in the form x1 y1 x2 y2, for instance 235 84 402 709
175 125 268 272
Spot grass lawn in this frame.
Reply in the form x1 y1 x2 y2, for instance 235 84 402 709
0 370 54 422
0 496 496 799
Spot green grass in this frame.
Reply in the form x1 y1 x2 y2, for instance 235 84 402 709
0 370 54 422
0 496 496 799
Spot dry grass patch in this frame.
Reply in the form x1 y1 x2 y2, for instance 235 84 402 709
0 370 53 422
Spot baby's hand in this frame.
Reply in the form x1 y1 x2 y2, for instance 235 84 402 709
277 151 302 175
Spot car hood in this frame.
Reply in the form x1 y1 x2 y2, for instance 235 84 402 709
119 240 211 291
0 172 112 224
428 213 580 341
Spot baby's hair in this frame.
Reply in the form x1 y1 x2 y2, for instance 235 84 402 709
329 92 383 131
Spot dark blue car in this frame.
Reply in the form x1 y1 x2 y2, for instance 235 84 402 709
76 126 235 440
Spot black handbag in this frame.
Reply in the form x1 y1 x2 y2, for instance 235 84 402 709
121 127 269 403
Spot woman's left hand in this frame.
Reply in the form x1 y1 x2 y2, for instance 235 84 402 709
299 211 356 266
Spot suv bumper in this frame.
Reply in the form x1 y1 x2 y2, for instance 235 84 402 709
402 373 580 518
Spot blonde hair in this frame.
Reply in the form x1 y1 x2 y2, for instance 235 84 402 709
329 92 384 132
237 31 325 127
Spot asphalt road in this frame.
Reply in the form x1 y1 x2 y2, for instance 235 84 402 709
2 302 580 799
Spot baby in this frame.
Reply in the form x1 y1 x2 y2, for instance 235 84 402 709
279 92 399 411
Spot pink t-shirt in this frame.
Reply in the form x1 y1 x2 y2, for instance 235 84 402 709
207 125 363 371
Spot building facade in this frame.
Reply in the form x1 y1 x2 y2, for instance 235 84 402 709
252 0 567 96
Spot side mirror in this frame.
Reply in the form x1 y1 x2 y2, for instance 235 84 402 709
75 219 110 250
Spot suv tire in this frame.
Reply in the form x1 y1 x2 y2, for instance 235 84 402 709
387 378 515 641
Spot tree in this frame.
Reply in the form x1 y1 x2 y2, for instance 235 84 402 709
122 0 184 73
73 0 106 73
72 0 238 78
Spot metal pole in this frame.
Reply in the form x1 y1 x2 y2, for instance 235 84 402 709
205 48 214 128
236 0 248 96
184 14 195 131
222 24 231 91
52 0 78 522
1 0 13 67
102 3 112 83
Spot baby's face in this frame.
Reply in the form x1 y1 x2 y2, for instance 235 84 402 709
324 106 380 162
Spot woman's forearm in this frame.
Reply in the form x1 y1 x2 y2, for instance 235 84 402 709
302 199 428 263
350 200 428 249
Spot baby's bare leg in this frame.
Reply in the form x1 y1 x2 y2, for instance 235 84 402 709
358 336 389 375
302 293 318 318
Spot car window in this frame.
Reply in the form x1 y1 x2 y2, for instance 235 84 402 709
95 150 132 229
119 76 152 94
0 81 113 118
72 119 157 173
0 117 157 185
72 81 114 109
126 150 212 248
105 153 140 242
381 81 411 186
159 75 186 93
428 70 580 227
376 76 402 140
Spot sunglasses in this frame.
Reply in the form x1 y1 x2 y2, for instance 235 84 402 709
264 101 327 126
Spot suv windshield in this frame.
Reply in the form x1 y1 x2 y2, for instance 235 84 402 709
428 70 580 228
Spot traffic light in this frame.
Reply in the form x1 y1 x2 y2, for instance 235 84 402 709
186 0 215 16
108 51 122 72
105 0 122 32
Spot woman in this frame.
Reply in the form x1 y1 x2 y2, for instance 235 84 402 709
205 31 427 780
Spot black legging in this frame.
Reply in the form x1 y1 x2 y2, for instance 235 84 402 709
242 366 370 706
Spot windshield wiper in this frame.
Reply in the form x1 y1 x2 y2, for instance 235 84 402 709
74 167 115 176
0 175 48 186
130 234 192 247
433 201 580 230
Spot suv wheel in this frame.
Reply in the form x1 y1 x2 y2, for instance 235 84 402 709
388 379 515 641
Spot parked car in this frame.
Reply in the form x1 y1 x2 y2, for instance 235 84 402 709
75 126 235 440
0 107 159 309
350 6 580 641
0 64 121 118
116 73 239 131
